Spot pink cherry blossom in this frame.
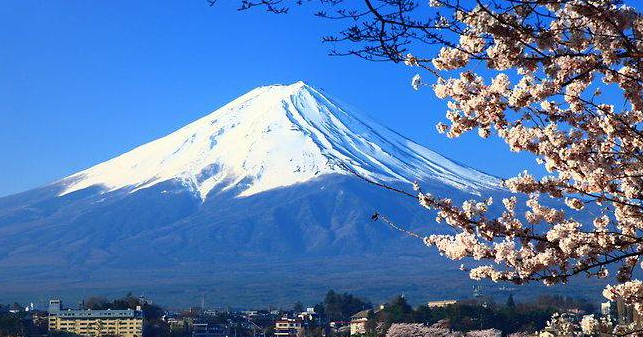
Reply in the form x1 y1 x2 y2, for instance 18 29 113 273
391 0 643 324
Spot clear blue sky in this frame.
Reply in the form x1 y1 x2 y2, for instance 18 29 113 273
0 1 544 197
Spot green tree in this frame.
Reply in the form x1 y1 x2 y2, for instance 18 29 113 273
0 312 22 337
323 290 341 321
293 301 304 313
83 297 110 310
323 290 372 321
111 295 140 310
10 302 21 312
313 303 325 317
506 294 515 309
411 301 555 334
383 296 413 324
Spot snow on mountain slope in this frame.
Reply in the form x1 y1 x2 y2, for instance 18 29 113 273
59 81 500 200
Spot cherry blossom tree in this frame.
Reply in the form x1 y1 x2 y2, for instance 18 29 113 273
538 313 625 336
386 323 500 337
386 323 463 337
466 328 502 337
369 0 643 314
217 0 642 329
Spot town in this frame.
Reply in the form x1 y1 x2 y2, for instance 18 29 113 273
0 289 636 337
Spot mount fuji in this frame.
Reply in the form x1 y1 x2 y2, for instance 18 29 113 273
0 82 512 306
59 81 499 200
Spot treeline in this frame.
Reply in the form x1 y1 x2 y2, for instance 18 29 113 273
82 293 164 319
354 294 596 336
81 293 166 337
0 309 77 337
291 291 596 336
375 295 554 334
304 290 373 322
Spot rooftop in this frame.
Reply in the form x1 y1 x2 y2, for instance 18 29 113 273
50 309 142 319
351 309 372 319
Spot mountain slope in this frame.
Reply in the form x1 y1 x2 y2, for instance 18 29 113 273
0 81 508 306
59 81 499 199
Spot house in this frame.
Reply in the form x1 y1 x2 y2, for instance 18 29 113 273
297 308 319 323
350 310 371 335
275 317 303 337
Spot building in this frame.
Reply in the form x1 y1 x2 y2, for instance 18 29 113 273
350 310 371 335
601 302 612 316
192 323 227 337
274 318 302 337
165 315 192 331
350 306 388 335
616 298 643 325
297 308 318 322
426 300 458 308
31 310 49 330
48 299 143 337
537 331 555 337
329 321 348 329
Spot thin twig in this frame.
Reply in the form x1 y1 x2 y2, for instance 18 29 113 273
374 213 424 239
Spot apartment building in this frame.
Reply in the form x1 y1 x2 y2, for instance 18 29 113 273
47 299 143 337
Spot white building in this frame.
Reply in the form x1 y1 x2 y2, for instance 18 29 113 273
275 318 302 337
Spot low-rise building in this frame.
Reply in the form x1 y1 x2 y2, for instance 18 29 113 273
193 323 227 337
275 317 302 337
427 300 458 308
350 310 371 335
297 308 318 323
166 316 191 329
601 302 612 317
47 299 143 337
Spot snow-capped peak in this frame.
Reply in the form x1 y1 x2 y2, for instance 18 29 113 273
59 81 500 200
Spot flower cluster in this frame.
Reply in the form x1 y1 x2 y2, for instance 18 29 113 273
538 313 615 336
399 0 643 318
386 323 500 337
386 323 462 337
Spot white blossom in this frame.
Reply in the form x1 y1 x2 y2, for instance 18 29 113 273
411 74 422 90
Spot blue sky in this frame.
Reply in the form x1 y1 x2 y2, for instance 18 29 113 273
0 1 544 197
